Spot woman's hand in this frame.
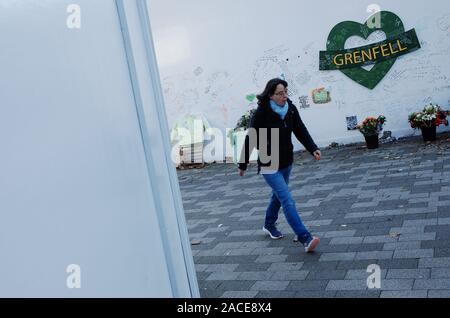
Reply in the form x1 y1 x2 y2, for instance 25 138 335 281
313 150 321 161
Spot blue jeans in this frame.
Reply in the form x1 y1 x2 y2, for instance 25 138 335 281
262 165 311 242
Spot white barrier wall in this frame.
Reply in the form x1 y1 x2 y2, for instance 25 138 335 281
149 0 450 154
0 0 198 297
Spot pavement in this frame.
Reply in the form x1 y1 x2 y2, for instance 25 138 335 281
177 132 450 298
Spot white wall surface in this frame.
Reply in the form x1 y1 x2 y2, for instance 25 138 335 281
0 0 197 297
148 0 450 153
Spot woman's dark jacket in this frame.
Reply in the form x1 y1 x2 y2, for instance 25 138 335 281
238 99 319 172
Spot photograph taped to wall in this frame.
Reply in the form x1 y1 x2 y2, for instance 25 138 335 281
346 116 358 130
298 95 311 109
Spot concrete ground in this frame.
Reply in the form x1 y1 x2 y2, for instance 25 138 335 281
177 132 450 298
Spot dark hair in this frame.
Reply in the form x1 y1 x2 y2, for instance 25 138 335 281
257 78 288 106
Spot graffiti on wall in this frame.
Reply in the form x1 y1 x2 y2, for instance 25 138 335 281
157 8 450 149
437 14 450 36
251 44 323 110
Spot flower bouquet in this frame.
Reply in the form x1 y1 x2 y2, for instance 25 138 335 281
408 104 449 141
356 115 386 149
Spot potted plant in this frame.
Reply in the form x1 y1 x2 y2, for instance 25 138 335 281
228 109 257 163
356 115 386 149
408 104 449 142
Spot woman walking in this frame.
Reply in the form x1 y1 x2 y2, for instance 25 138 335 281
238 78 321 253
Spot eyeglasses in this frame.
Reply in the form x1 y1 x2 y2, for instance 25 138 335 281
274 91 290 97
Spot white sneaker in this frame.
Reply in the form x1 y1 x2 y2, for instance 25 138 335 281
262 226 284 240
304 236 320 253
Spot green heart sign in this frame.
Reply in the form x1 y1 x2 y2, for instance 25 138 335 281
325 11 405 89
